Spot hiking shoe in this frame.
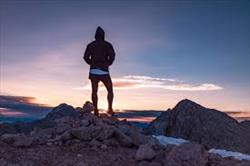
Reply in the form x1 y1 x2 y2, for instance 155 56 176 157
107 108 115 116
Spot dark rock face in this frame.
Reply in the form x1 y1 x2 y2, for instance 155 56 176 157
145 99 250 154
164 143 208 166
135 144 156 161
46 103 80 120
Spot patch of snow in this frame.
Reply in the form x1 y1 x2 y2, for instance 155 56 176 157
209 149 250 161
152 135 250 161
152 135 188 146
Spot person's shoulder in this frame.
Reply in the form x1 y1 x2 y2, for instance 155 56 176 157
104 41 113 47
87 41 96 47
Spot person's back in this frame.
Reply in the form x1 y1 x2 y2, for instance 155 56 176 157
87 40 114 70
83 27 115 116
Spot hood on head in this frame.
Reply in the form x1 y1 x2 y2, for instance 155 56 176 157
95 26 105 40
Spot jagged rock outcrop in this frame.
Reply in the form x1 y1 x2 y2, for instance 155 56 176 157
145 99 250 154
0 103 153 148
45 103 80 120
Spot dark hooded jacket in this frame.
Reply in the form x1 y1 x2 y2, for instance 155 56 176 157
83 27 115 72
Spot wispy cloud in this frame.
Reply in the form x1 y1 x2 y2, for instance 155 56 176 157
0 95 52 117
73 75 223 91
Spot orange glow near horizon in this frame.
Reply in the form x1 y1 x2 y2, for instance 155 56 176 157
1 76 250 112
2 88 250 113
0 108 27 117
118 117 156 123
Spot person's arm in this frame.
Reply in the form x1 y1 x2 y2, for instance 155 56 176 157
108 44 115 66
83 45 91 65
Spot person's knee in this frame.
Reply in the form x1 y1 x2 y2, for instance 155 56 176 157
92 90 98 97
92 86 98 93
108 89 113 97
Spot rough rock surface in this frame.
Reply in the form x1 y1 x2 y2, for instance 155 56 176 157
1 133 33 147
164 142 208 166
135 144 156 161
1 101 250 166
46 103 80 120
145 99 250 154
240 120 250 131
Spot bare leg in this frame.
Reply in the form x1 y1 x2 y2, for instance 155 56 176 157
101 75 114 113
91 78 99 116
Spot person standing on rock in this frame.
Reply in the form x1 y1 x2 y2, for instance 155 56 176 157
83 26 115 116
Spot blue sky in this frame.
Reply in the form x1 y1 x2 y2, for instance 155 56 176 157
0 0 249 112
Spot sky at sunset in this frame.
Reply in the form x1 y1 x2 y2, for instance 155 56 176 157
1 0 249 113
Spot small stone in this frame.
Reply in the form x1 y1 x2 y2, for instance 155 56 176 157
47 142 53 146
103 138 120 147
57 141 62 146
77 154 83 157
80 119 90 127
75 162 86 166
75 107 83 112
100 144 107 149
139 161 161 166
71 127 92 141
89 139 102 147
55 123 71 134
59 130 72 142
135 144 156 161
96 126 115 141
82 101 94 113
74 139 80 143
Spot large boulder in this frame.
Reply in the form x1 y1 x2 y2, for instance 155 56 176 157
113 128 133 147
96 125 115 141
46 103 80 120
164 142 208 166
82 101 95 113
71 126 101 141
135 144 156 161
145 99 250 154
117 123 151 146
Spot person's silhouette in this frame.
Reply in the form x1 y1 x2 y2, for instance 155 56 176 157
83 26 115 116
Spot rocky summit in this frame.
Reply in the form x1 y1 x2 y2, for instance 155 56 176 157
0 100 250 166
145 99 250 154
